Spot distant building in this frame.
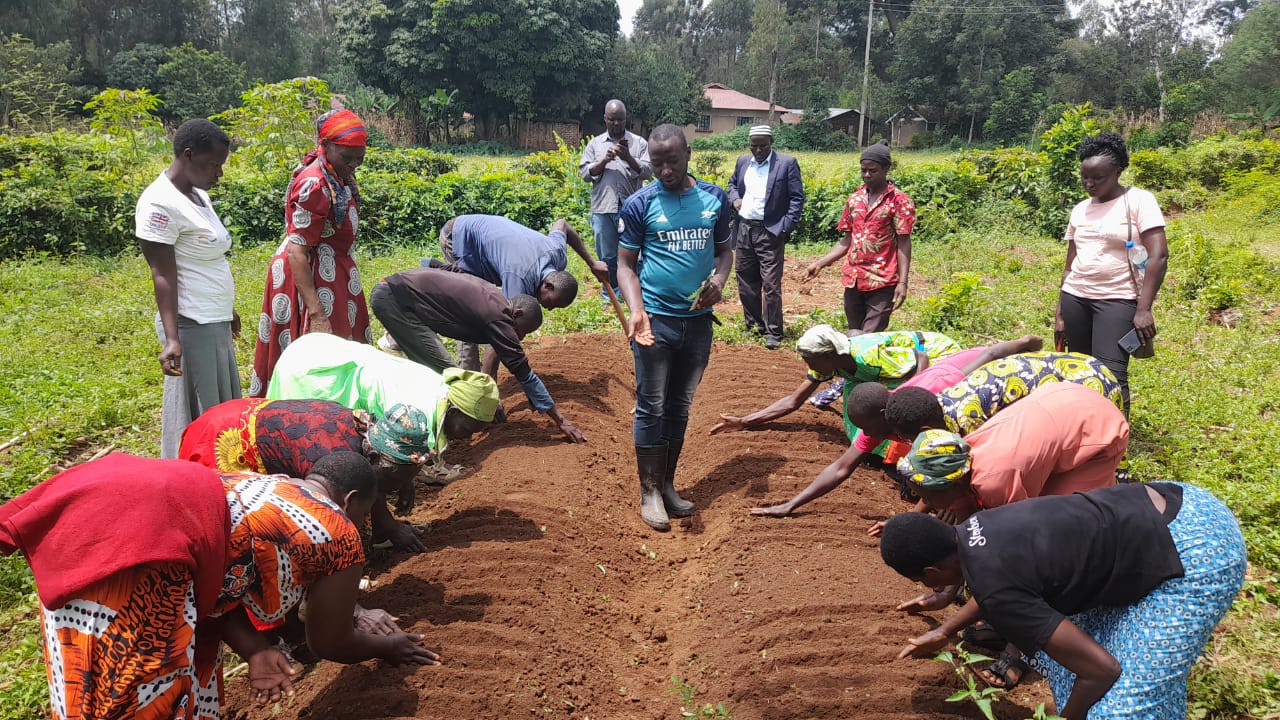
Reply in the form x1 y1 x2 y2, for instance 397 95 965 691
684 83 796 138
886 105 932 147
781 107 878 140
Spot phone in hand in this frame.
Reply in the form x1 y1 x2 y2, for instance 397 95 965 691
1117 328 1142 355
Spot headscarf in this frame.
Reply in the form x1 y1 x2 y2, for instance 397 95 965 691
796 324 851 359
367 403 433 464
442 367 500 422
318 109 368 147
861 139 892 167
897 429 972 489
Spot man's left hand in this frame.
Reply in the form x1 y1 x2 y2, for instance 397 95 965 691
892 283 909 310
694 279 724 310
589 260 610 285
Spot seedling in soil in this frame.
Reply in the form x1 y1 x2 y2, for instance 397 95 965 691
667 675 734 719
935 643 1003 720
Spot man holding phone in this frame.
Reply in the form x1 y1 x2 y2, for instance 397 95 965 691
580 99 652 299
617 124 733 532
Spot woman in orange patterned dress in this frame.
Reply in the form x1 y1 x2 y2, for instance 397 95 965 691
0 451 437 720
250 109 371 396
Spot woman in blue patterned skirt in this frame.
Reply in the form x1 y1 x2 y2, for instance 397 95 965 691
879 482 1245 719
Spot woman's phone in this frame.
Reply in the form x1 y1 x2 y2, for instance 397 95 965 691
1118 328 1142 355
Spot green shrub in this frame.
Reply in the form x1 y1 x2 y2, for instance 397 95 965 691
922 272 990 333
892 161 988 240
362 147 459 176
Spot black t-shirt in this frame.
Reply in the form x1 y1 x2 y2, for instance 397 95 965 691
384 268 533 382
957 482 1185 655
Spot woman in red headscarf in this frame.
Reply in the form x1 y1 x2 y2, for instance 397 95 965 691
250 109 372 396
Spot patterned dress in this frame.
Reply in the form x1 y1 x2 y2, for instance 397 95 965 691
178 397 370 476
250 158 371 397
1033 484 1246 718
806 330 962 444
938 351 1126 436
39 474 364 720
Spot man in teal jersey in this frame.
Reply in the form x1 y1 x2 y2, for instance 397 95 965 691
617 124 734 532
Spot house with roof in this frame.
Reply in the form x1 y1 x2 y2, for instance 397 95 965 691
683 83 796 138
886 105 932 147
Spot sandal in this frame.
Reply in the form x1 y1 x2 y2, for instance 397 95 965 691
980 647 1030 690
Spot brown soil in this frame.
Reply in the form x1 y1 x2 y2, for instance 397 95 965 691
225 335 1050 720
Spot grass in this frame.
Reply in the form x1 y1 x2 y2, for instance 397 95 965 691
3 155 1280 719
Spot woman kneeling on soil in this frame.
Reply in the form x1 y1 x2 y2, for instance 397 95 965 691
711 324 961 446
880 482 1245 719
0 451 437 720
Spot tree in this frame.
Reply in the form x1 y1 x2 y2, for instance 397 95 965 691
84 87 165 159
887 0 1073 138
335 0 618 140
105 42 169 91
224 0 304 82
0 34 82 131
983 67 1046 144
1213 0 1280 121
156 43 246 120
598 40 706 133
214 77 331 170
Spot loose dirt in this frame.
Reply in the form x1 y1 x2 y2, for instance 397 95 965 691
225 334 1050 720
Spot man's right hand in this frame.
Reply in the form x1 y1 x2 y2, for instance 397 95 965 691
158 338 183 376
709 414 747 435
628 309 654 346
803 262 823 281
749 502 795 517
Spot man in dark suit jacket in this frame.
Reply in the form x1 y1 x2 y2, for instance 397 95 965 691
727 125 805 349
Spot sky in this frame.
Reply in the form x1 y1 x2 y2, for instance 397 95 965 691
618 0 642 35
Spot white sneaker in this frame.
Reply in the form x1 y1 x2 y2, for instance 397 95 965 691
377 332 406 358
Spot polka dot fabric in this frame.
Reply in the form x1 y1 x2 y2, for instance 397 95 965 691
1033 483 1246 718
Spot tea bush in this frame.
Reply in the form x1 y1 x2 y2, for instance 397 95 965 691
1 123 1277 260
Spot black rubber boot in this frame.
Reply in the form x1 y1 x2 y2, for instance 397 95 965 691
636 444 670 531
660 438 695 517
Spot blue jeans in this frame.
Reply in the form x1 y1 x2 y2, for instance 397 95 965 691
631 314 714 446
590 212 620 295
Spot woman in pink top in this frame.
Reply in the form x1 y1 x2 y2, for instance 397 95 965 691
1054 133 1168 411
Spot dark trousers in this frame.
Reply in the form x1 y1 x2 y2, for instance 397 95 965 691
843 285 896 332
369 282 457 372
631 314 714 447
735 220 786 341
1058 291 1136 412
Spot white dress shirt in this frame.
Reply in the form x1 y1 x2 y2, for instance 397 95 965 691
739 152 772 221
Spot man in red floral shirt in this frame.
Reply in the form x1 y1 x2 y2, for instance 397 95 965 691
805 139 917 332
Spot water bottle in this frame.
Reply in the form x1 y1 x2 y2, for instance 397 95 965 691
1126 240 1148 274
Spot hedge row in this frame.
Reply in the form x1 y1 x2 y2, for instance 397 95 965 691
1 131 1276 258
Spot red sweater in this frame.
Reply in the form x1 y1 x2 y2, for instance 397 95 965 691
0 453 231 620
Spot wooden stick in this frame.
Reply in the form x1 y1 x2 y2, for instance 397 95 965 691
0 430 31 454
603 284 629 334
